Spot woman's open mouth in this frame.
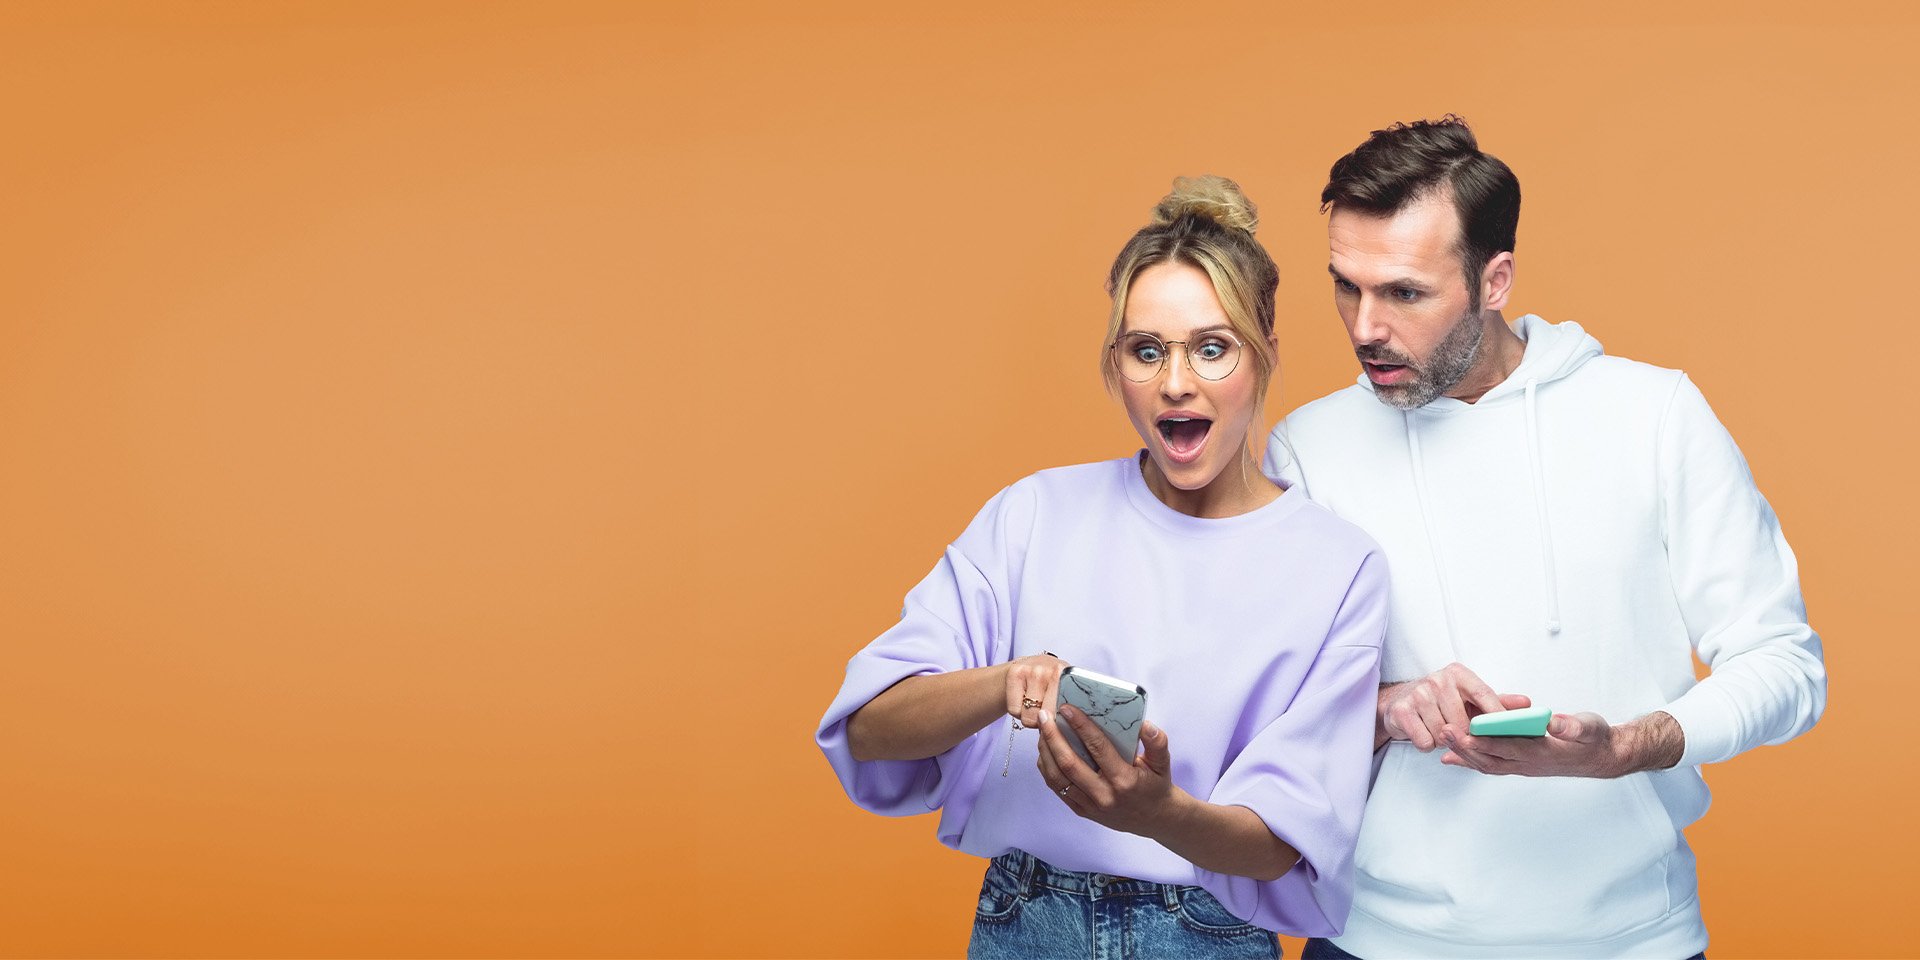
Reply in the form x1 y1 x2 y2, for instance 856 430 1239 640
1156 416 1212 463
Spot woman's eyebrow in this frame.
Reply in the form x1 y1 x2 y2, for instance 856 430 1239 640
1121 325 1234 339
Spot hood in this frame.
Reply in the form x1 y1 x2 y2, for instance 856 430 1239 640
1355 314 1605 410
1383 314 1597 642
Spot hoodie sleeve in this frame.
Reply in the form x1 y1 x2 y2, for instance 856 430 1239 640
814 488 1019 815
1195 550 1387 935
1654 375 1827 766
1261 420 1308 493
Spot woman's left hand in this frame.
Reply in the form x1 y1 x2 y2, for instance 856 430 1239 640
1036 705 1182 838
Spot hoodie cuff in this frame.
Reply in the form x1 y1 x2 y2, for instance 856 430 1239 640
1660 683 1742 767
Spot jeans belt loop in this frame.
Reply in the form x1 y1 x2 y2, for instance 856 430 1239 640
1016 851 1038 899
1160 883 1180 911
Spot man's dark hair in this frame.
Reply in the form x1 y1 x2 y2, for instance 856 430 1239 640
1321 115 1520 307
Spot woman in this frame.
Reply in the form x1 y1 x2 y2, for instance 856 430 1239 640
816 177 1386 959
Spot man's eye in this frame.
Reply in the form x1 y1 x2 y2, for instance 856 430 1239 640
1334 279 1358 293
1393 287 1420 302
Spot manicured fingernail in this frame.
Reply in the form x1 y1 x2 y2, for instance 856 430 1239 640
1040 710 1051 726
1059 705 1076 719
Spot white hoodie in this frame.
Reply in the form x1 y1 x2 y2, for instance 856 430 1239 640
1263 315 1825 958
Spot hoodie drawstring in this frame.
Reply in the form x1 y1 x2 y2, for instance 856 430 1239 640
1404 413 1465 660
1523 379 1563 634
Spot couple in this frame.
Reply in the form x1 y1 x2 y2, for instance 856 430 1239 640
816 117 1826 959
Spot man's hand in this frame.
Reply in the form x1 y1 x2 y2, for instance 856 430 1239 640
1035 706 1180 838
1378 662 1532 751
1440 710 1686 778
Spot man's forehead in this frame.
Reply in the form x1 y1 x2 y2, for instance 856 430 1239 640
1328 195 1462 278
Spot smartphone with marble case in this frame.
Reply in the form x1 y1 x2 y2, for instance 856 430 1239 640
1056 666 1148 769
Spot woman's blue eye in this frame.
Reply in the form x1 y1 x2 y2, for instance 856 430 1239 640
1133 344 1164 363
1195 341 1229 361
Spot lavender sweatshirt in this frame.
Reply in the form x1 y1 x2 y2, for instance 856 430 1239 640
817 456 1386 934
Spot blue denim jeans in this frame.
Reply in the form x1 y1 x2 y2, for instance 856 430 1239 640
1302 937 1705 960
968 849 1280 959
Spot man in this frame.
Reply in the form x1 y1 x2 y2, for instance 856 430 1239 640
1263 117 1826 959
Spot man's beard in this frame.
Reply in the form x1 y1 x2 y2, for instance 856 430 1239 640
1359 308 1486 410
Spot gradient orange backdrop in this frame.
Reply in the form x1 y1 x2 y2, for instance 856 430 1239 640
1 2 1911 957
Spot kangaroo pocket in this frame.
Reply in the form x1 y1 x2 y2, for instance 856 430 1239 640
1353 747 1679 945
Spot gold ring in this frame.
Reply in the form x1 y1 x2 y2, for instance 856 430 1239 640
1059 784 1071 796
1022 697 1042 709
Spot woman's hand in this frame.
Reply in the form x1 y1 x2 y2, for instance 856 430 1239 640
1036 705 1181 838
1004 653 1067 730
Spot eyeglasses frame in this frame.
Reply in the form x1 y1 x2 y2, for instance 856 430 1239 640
1106 328 1246 383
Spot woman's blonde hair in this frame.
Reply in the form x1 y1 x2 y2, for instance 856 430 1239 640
1101 176 1279 398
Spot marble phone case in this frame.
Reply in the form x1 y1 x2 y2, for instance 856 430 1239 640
1057 666 1147 768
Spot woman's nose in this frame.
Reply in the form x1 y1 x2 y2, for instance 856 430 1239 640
1159 348 1197 398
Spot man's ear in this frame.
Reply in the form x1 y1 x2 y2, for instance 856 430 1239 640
1480 251 1515 311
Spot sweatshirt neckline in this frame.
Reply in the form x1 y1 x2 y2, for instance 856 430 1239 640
1118 452 1306 537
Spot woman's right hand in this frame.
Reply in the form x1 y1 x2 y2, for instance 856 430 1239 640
1005 653 1068 730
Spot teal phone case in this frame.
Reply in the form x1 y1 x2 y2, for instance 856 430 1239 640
1468 706 1552 737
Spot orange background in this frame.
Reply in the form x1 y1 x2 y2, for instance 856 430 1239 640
1 2 1911 957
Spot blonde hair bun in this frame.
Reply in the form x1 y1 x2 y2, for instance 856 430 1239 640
1151 175 1259 234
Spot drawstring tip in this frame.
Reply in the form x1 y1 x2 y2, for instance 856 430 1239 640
1546 619 1562 634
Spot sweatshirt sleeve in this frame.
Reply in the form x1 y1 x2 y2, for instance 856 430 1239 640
1654 374 1827 767
1195 550 1387 935
815 490 1018 816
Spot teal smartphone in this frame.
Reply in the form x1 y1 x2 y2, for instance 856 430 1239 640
1468 706 1552 737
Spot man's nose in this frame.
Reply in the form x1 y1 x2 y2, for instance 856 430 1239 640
1350 295 1390 346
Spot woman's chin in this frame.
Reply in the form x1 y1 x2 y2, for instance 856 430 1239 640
1145 449 1227 494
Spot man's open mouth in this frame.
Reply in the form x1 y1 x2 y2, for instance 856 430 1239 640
1364 361 1414 384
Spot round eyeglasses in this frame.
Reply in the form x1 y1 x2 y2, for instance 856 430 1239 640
1108 330 1244 382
